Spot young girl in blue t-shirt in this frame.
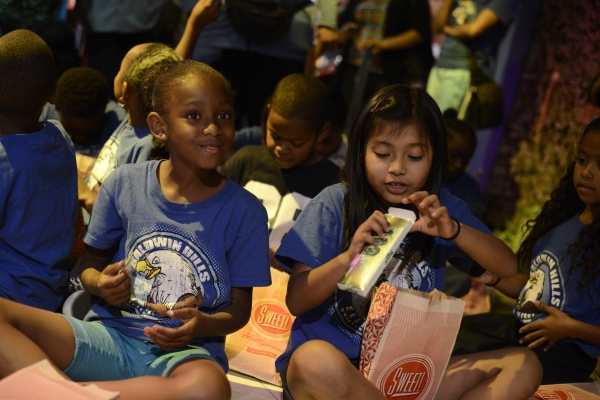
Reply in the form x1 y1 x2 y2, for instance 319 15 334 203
0 60 270 399
457 117 600 384
274 84 542 400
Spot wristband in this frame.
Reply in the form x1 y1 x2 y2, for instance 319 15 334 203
486 276 501 287
440 217 461 241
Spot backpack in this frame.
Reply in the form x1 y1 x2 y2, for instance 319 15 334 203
226 0 312 43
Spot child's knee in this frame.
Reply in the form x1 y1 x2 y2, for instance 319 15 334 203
289 340 353 384
170 359 230 400
506 347 543 379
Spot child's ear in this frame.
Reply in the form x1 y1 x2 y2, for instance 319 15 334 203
316 122 332 143
47 84 59 105
120 82 130 105
148 111 167 141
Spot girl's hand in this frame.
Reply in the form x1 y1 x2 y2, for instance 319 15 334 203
347 210 390 261
518 301 572 351
338 22 358 44
96 261 131 305
189 0 221 30
469 271 497 285
359 38 382 53
402 191 457 239
143 308 206 350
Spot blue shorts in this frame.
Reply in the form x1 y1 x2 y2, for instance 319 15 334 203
62 315 215 381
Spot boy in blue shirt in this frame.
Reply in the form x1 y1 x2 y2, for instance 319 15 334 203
221 73 340 266
0 29 78 311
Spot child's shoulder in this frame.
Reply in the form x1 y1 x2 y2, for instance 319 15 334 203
228 144 270 164
225 177 270 209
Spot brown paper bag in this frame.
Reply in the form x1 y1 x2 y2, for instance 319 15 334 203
360 283 464 400
225 267 295 386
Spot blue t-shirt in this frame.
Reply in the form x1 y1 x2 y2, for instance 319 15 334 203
436 0 518 76
441 171 482 217
513 213 600 358
88 119 152 190
0 120 78 311
273 183 489 370
83 160 271 371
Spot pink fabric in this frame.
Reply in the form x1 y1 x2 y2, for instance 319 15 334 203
0 360 119 399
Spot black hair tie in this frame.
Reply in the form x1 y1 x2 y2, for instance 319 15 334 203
440 217 461 241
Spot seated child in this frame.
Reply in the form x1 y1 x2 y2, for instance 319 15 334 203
441 109 484 298
274 84 542 400
0 60 270 399
441 109 482 217
220 73 341 266
81 0 221 212
0 29 78 311
454 117 600 385
39 66 127 176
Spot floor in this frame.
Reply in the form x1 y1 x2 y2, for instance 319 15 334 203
228 371 283 400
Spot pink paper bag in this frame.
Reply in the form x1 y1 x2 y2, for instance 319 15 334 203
360 283 464 400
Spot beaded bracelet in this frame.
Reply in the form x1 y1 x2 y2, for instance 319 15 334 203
440 217 461 241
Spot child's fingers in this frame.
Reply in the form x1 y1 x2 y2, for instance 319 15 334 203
543 340 557 352
416 195 442 215
526 336 548 350
103 260 125 276
428 289 446 304
166 308 197 322
401 190 429 205
144 326 189 350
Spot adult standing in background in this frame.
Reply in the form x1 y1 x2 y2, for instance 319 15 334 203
75 0 182 96
426 0 518 113
180 0 339 128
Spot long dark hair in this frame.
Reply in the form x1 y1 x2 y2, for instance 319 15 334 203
340 85 447 268
517 118 600 297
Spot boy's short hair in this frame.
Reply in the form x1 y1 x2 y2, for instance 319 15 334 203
56 67 108 117
270 73 331 131
124 43 183 95
0 29 56 119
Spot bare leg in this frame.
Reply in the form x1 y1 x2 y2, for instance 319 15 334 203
93 358 231 400
0 298 76 377
286 340 386 400
436 347 542 400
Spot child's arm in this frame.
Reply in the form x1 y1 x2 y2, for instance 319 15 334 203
519 300 600 351
442 8 501 40
79 245 131 305
77 171 97 214
402 191 517 278
142 287 253 350
174 0 221 59
286 211 390 316
362 30 424 54
471 271 529 299
432 0 454 34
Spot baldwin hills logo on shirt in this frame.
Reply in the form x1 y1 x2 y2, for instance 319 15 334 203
376 354 434 400
250 298 293 341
